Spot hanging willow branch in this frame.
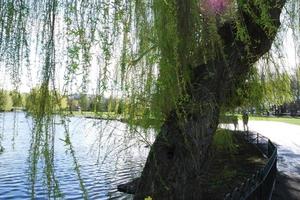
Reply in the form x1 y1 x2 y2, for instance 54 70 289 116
0 0 299 198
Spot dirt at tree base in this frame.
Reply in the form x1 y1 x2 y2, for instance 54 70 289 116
118 130 267 199
201 130 267 199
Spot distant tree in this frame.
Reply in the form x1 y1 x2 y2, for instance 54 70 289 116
25 88 42 116
26 87 68 115
10 90 23 107
0 90 13 111
106 96 125 114
107 96 115 113
79 94 89 111
69 99 79 111
89 96 102 112
56 96 68 111
101 98 109 112
116 99 124 114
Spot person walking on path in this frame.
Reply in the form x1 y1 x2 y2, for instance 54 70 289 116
242 111 249 132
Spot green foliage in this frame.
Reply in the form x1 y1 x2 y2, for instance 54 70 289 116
223 68 264 111
25 87 68 116
213 129 237 154
240 71 264 108
0 90 13 111
263 72 293 106
10 90 24 107
79 94 89 111
58 96 68 111
249 116 300 126
0 0 297 130
89 96 106 112
0 0 298 198
68 99 79 111
224 68 293 113
291 66 300 100
25 87 52 117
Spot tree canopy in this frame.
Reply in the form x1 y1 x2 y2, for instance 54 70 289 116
0 0 298 124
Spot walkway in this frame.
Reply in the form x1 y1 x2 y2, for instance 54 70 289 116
247 121 300 200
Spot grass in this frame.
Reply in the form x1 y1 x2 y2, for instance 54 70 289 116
234 114 300 126
66 111 162 129
248 116 300 126
66 111 121 119
213 129 238 153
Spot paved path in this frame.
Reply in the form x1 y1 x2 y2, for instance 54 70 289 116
272 173 300 200
247 121 300 200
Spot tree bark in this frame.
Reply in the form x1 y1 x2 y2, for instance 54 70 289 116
134 0 286 199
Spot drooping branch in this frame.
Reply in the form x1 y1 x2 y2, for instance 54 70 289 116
134 0 287 199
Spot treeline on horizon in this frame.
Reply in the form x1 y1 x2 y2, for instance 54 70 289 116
0 65 300 116
0 88 125 115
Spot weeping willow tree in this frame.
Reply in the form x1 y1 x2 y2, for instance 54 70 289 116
0 0 299 199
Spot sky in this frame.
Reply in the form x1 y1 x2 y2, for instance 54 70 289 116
283 28 299 72
0 4 299 95
0 15 123 97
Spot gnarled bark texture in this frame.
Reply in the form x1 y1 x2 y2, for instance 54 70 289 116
134 0 286 199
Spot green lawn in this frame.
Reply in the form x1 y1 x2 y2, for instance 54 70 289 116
248 116 300 126
64 111 120 119
71 111 300 126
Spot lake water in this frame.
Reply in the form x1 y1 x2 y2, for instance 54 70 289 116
0 112 152 199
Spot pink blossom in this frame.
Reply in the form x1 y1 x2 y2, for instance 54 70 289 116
203 0 230 14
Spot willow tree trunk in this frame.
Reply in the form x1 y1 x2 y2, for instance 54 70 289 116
134 0 286 199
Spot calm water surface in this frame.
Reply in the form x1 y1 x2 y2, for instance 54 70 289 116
0 112 152 199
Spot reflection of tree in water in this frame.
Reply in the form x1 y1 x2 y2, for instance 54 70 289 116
0 112 4 152
85 120 153 199
87 119 153 172
28 114 90 199
26 112 152 199
64 131 89 200
12 111 19 150
28 116 62 199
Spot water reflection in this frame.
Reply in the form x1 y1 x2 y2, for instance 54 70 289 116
0 112 152 199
